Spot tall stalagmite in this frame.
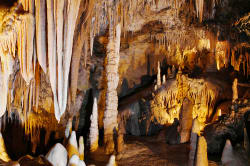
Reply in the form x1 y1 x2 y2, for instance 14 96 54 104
103 23 121 154
196 136 208 166
89 97 99 152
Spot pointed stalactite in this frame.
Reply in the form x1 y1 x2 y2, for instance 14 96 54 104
195 0 204 22
62 0 81 116
35 0 47 73
103 23 121 154
55 0 65 114
47 0 60 121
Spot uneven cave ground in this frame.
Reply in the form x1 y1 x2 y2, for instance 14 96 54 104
0 0 250 166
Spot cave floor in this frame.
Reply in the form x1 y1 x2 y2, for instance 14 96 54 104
86 135 220 166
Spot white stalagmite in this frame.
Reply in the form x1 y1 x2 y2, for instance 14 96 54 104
163 75 166 84
67 131 79 159
68 155 86 166
106 155 117 166
103 23 121 154
62 0 81 115
35 0 47 73
195 136 208 166
47 0 60 121
157 61 161 87
46 143 68 166
78 136 84 161
0 133 10 162
90 97 99 152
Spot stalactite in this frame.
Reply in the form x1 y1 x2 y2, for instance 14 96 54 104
56 0 65 115
62 0 81 117
195 0 204 22
47 0 60 121
104 23 121 154
35 0 47 73
90 97 99 152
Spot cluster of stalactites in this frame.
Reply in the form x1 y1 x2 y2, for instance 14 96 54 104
17 0 81 121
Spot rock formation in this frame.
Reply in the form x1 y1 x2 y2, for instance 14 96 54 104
106 155 117 166
78 136 84 161
195 136 208 166
67 131 79 159
89 97 99 152
68 155 86 166
0 133 10 162
46 143 68 166
103 23 121 154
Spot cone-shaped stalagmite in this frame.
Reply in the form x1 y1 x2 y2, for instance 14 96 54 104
67 131 79 159
195 136 208 166
103 23 121 154
68 155 86 166
90 97 99 152
106 155 117 166
78 136 84 161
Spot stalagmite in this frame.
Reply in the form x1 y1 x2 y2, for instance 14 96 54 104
67 131 79 159
46 143 68 166
0 133 10 162
103 23 121 154
221 140 235 165
106 155 117 166
78 136 84 161
244 127 249 154
232 78 238 103
35 0 47 73
188 118 200 166
195 136 208 166
65 118 73 138
163 75 166 84
157 61 161 87
89 97 99 152
68 155 86 166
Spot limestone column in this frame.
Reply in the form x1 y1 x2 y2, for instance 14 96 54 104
103 23 121 154
232 78 238 103
195 136 208 166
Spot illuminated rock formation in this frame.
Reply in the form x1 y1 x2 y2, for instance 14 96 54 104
90 97 99 152
195 136 208 166
78 136 84 161
68 155 86 166
106 155 117 166
232 78 238 103
0 133 10 162
103 23 121 154
157 61 161 87
67 131 79 159
65 118 73 139
46 143 68 166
